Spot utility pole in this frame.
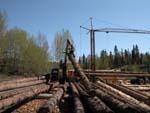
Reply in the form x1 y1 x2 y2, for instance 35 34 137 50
80 18 150 71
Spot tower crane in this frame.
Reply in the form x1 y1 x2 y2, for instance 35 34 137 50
80 18 150 71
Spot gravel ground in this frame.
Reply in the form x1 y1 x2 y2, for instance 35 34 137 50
12 99 47 113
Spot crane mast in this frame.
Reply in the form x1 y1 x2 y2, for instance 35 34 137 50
80 18 150 71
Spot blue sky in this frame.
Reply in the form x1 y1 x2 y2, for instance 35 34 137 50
1 0 150 57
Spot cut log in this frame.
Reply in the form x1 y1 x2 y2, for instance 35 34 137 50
38 87 64 113
75 83 114 113
70 82 80 97
107 82 150 106
0 77 40 85
0 79 45 92
95 82 150 113
0 83 48 100
70 83 85 113
0 84 49 110
66 40 92 90
74 97 85 113
94 88 141 113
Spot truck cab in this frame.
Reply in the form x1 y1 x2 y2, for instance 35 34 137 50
51 68 59 81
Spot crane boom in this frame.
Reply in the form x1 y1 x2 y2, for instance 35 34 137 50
80 25 150 71
94 28 150 34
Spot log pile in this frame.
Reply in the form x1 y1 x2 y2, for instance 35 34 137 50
0 79 45 92
0 77 49 112
65 40 150 113
106 82 150 105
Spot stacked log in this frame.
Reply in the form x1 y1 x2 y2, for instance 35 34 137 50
66 40 150 113
0 84 49 110
37 87 64 113
70 83 85 113
107 82 150 106
0 77 40 85
75 83 114 113
0 83 49 100
93 84 141 113
0 79 45 92
94 82 150 113
66 40 92 90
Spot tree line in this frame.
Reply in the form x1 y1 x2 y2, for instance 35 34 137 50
79 45 150 72
0 10 50 76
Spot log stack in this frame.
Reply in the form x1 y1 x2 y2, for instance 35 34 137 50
0 77 49 112
65 40 150 113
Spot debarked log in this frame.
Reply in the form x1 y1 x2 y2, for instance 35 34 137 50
37 87 64 113
0 84 49 110
75 83 114 113
0 79 45 92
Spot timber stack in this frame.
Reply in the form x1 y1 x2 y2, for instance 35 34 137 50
65 39 150 113
0 77 50 112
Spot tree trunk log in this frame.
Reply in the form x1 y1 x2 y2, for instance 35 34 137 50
74 97 85 113
94 82 150 113
0 77 40 85
94 88 141 113
70 82 80 97
0 79 45 91
0 83 48 100
37 87 64 113
75 83 114 113
70 83 85 113
0 84 49 110
107 82 150 106
66 40 92 90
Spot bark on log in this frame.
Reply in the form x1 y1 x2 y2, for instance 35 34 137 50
0 77 40 85
74 97 85 113
107 82 150 106
38 87 64 113
70 82 80 97
66 40 92 90
70 83 85 113
94 88 141 113
0 84 49 110
0 83 47 100
75 83 114 113
84 72 150 77
95 82 150 113
0 79 45 92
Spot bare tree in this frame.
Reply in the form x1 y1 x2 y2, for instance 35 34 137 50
52 29 74 61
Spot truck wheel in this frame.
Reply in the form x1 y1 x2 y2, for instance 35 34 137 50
144 78 149 84
139 79 144 85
